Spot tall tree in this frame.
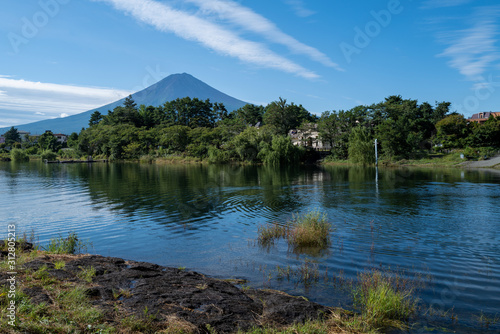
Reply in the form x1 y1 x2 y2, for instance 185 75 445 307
89 111 103 127
263 98 314 135
3 127 21 145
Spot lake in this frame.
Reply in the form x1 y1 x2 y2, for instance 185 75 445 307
1 162 499 333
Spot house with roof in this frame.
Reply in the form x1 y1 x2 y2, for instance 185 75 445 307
468 112 500 124
53 133 68 144
289 124 331 150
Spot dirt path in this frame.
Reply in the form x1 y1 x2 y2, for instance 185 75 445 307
460 155 500 168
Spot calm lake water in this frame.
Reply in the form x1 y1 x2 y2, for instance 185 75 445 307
1 162 499 333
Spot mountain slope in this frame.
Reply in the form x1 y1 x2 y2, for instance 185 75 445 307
1 73 248 135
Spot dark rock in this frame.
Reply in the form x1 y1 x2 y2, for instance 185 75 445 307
22 286 52 305
12 254 331 333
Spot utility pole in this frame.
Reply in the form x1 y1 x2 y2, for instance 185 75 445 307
374 139 378 166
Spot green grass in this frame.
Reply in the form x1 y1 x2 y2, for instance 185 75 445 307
288 210 331 248
77 266 96 283
257 223 289 246
44 232 89 254
258 209 332 251
352 270 418 331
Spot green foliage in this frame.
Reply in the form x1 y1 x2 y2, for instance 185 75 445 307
88 110 103 127
348 126 375 165
263 97 315 135
71 94 496 165
463 146 498 160
257 209 331 251
230 126 272 162
258 135 303 166
45 232 88 254
352 270 417 330
288 210 331 249
3 126 21 144
40 149 57 161
257 223 289 246
25 146 38 155
435 114 469 148
77 266 96 283
159 125 191 153
234 104 265 126
38 130 60 151
207 145 231 163
10 148 29 162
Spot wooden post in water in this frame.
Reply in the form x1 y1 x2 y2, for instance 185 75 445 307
374 139 378 166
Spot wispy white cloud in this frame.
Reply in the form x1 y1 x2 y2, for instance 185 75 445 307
283 0 315 18
437 6 500 81
92 0 322 79
421 0 472 9
0 77 131 100
0 77 132 126
186 0 342 71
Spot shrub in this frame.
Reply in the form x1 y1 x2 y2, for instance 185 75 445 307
40 149 57 161
10 148 29 162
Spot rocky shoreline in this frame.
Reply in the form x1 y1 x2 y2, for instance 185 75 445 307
1 243 333 333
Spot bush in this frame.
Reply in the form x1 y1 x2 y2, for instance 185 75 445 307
25 146 39 155
41 150 57 161
10 148 29 162
207 145 231 164
258 135 303 166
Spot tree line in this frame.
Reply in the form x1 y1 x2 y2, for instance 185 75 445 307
2 94 499 165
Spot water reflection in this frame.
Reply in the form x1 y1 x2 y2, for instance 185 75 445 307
1 162 499 333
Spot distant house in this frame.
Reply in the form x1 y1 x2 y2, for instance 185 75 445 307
289 124 331 150
18 131 31 142
53 133 68 143
0 136 5 144
468 112 500 124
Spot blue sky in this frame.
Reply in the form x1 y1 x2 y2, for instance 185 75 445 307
1 0 499 128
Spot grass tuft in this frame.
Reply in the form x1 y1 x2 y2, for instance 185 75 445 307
288 210 331 249
257 209 332 251
44 232 89 254
352 270 417 330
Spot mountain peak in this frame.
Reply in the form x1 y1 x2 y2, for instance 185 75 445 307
1 73 248 135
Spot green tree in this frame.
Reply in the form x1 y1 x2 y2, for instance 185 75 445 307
67 132 79 148
3 127 21 145
263 98 314 135
258 135 303 166
38 131 60 151
466 115 500 148
348 126 375 165
159 125 191 153
89 111 103 127
435 114 469 148
234 104 264 126
230 127 272 162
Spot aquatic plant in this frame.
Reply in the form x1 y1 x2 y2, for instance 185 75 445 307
288 210 331 249
257 209 332 251
352 269 418 330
